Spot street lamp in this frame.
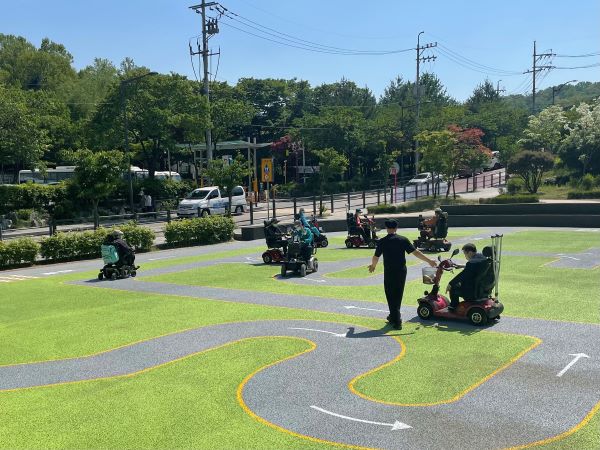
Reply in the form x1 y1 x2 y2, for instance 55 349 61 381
120 71 158 214
552 80 577 105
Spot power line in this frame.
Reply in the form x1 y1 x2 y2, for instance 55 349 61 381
554 62 600 69
437 43 522 75
216 5 414 55
555 51 600 58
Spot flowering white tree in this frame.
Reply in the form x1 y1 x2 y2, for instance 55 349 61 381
518 105 567 153
560 98 600 175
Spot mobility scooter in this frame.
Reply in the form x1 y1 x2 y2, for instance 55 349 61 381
416 234 504 326
98 244 138 280
296 210 329 248
413 209 452 252
345 209 379 248
262 218 289 264
280 238 319 278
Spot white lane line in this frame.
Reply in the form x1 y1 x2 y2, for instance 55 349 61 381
147 256 175 261
296 278 326 283
290 327 347 338
344 305 387 313
42 270 74 275
310 406 411 430
557 353 590 377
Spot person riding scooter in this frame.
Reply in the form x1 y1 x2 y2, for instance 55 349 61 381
419 208 446 240
264 218 288 255
296 208 328 248
446 243 487 310
105 229 136 268
292 219 313 262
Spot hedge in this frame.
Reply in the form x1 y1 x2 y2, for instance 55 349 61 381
567 190 600 199
165 216 235 246
367 197 477 214
479 194 539 204
0 238 40 267
0 183 67 215
39 223 155 261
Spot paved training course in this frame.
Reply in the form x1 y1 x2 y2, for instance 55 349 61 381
2 227 599 449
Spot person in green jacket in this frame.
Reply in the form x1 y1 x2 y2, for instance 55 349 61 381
292 220 314 261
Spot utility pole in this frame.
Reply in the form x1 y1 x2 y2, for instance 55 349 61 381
524 41 554 113
496 80 506 96
414 31 437 175
190 1 219 163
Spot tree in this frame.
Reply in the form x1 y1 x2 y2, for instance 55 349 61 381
72 150 126 225
0 86 47 181
509 150 555 193
466 79 500 112
518 105 567 153
204 154 251 216
312 147 349 194
446 126 491 198
560 98 600 175
416 130 455 197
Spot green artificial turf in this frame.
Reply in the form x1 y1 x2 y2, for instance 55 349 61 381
353 324 535 404
0 333 537 449
501 230 600 254
325 259 420 279
535 405 600 449
140 245 264 270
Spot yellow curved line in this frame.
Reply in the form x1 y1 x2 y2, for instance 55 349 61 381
348 333 542 407
236 337 377 450
505 399 600 449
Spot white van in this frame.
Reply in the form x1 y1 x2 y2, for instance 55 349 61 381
177 185 247 217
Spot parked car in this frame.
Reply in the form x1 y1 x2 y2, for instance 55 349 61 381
483 151 502 171
406 172 433 185
177 185 247 217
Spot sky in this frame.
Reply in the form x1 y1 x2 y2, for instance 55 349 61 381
1 0 599 101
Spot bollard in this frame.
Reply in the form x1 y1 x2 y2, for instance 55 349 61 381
272 194 276 219
319 194 323 217
377 190 380 205
403 185 406 202
383 187 387 204
0 224 3 241
330 193 334 213
250 200 254 225
466 177 470 192
389 187 393 203
426 182 430 197
347 191 351 209
293 198 297 218
167 209 172 223
415 184 419 200
474 174 478 190
312 196 317 217
362 191 366 208
197 207 201 218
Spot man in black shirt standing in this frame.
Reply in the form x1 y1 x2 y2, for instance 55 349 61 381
368 219 437 329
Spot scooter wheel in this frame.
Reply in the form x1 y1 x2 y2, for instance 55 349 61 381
299 264 307 277
417 303 434 320
280 265 287 278
320 238 328 248
97 272 104 281
131 271 137 278
111 272 118 280
312 259 319 273
345 239 353 249
468 308 488 326
262 253 272 264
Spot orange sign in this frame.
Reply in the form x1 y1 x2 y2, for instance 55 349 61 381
261 158 273 183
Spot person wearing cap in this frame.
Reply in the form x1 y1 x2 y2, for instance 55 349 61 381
104 229 136 267
264 218 288 254
368 218 437 329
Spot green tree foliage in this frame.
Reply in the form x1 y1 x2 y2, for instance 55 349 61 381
466 79 499 112
509 150 555 193
416 130 455 197
204 154 251 216
72 150 126 223
519 105 567 153
312 147 349 193
0 86 47 180
560 98 600 175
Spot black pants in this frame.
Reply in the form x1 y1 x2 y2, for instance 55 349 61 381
301 245 313 262
449 285 473 307
384 266 407 325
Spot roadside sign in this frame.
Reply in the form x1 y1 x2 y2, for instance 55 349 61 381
389 161 400 176
261 158 273 182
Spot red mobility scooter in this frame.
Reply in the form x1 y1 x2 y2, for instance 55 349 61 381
345 210 379 248
416 234 504 326
262 219 289 264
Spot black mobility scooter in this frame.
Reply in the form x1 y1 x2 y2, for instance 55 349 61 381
262 219 289 264
280 239 319 278
98 244 137 280
413 210 452 252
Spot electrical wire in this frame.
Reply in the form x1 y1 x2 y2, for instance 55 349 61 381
554 62 600 69
216 6 414 55
555 51 600 58
437 43 522 75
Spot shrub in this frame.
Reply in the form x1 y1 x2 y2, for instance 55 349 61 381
479 194 539 204
0 238 39 268
0 183 67 215
580 174 595 191
506 178 524 195
39 223 154 261
566 190 600 199
165 216 235 246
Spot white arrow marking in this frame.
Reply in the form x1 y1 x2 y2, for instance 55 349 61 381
297 278 326 283
344 305 387 313
42 270 74 275
290 327 346 337
310 406 411 430
147 256 175 261
557 353 590 377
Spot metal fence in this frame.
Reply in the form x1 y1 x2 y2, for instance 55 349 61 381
0 170 505 240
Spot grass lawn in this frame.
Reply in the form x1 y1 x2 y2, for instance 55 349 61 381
501 230 600 254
